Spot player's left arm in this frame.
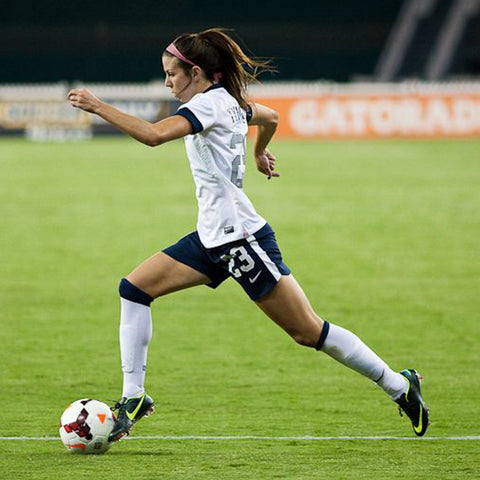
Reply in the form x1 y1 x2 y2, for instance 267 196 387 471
68 88 191 146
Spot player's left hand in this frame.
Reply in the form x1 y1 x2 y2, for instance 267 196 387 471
67 88 102 114
255 148 280 179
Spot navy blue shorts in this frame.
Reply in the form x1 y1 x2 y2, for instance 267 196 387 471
163 223 291 301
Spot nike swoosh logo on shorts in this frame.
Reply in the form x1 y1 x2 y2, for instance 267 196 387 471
249 271 261 283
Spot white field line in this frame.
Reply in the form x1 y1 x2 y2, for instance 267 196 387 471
0 435 479 441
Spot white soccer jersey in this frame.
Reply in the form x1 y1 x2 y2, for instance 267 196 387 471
175 84 266 248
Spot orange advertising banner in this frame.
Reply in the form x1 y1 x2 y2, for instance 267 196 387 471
250 93 480 138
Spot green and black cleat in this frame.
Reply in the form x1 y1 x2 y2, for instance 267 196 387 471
395 369 429 437
108 393 155 442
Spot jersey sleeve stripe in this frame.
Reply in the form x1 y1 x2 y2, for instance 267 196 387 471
246 104 253 124
175 108 203 134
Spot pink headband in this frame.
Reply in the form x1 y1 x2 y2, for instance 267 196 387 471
166 42 223 83
166 43 197 67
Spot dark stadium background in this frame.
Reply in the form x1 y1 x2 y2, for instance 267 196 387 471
2 0 480 83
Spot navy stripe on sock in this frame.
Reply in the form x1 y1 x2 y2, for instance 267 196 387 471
374 369 385 383
315 321 330 351
119 278 153 306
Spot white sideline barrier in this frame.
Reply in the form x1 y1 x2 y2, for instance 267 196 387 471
1 81 480 140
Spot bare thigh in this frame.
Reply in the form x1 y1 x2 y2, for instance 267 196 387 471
127 251 211 299
255 274 324 347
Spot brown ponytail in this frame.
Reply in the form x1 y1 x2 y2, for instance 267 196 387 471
164 28 275 111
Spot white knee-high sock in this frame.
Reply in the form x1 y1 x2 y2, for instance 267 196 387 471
319 323 407 399
120 297 152 398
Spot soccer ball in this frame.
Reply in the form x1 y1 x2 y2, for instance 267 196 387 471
59 399 116 454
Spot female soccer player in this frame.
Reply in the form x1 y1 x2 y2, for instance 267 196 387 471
68 28 428 441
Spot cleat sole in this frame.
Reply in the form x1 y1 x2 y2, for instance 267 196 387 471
144 406 155 417
111 431 128 443
133 405 155 423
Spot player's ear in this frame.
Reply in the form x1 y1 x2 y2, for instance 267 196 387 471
191 65 202 81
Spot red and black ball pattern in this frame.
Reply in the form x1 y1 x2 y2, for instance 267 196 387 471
62 407 93 440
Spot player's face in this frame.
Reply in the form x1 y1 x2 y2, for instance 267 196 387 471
162 55 196 103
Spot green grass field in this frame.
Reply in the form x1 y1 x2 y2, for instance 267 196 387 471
1 138 479 479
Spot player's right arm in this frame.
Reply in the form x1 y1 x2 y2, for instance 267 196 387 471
68 88 192 146
248 102 280 179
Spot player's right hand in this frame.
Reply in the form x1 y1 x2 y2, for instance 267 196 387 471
67 88 102 114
